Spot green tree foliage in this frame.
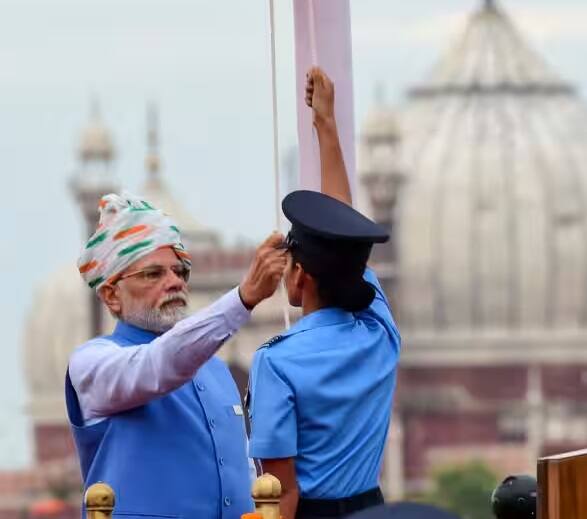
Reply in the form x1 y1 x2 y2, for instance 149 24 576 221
425 461 498 519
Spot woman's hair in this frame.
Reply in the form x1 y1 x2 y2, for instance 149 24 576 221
291 245 375 312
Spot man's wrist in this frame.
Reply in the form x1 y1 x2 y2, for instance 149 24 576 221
238 285 257 311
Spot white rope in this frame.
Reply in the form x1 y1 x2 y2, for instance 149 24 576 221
268 0 291 329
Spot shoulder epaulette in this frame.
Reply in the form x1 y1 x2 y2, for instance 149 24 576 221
257 334 285 350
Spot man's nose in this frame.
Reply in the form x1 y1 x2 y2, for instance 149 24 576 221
163 269 186 290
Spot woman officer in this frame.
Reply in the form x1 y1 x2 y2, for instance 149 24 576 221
248 67 401 519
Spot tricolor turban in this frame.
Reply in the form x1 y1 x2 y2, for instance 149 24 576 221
78 193 191 290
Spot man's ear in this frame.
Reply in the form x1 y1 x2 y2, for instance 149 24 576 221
98 284 122 317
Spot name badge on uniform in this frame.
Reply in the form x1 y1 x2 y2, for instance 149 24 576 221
233 404 243 416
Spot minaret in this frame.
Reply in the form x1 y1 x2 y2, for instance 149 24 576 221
358 85 404 266
70 100 118 337
145 102 162 189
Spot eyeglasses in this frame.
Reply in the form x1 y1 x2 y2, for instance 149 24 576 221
115 264 191 285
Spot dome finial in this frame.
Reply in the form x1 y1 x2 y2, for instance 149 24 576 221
145 102 161 179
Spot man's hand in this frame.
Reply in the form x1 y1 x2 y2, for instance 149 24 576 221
305 67 335 127
239 232 287 310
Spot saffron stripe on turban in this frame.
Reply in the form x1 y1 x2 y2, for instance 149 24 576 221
78 193 191 290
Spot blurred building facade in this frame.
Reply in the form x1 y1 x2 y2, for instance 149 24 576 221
359 0 587 494
1 0 587 516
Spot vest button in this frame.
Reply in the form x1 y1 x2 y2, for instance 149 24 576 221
219 457 225 466
197 383 205 391
209 418 216 429
224 497 231 507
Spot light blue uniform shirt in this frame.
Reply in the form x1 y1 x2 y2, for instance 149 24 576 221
248 269 401 499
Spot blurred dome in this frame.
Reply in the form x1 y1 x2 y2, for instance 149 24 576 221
396 1 587 331
23 266 106 423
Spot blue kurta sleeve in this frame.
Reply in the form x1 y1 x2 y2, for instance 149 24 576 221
249 349 297 459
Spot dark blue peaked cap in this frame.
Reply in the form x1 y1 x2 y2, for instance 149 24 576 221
282 190 389 243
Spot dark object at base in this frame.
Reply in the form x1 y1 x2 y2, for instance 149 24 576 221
491 475 537 519
347 502 461 519
296 487 383 518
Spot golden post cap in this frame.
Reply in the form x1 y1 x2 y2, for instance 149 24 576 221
251 473 282 501
85 482 116 511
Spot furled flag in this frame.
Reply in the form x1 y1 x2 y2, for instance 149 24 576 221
293 0 356 195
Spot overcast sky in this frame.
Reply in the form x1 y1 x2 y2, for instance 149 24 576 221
1 0 586 468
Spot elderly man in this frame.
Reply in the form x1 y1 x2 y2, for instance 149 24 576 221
66 194 286 519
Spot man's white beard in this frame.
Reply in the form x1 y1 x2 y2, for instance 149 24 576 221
123 294 188 333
